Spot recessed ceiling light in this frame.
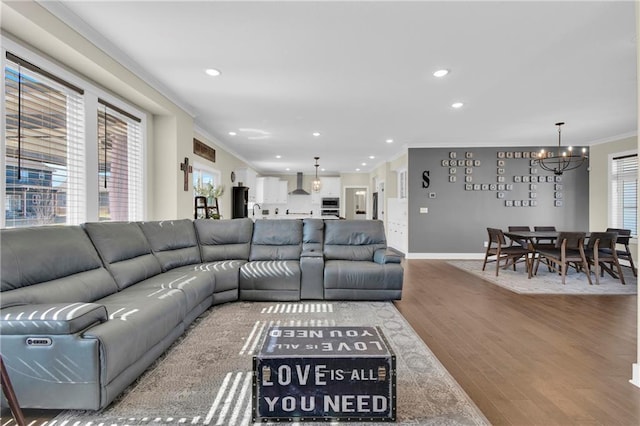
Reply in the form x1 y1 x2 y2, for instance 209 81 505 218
285 168 290 171
433 69 449 77
228 131 237 136
356 168 361 172
205 68 221 77
312 132 321 137
275 155 282 159
321 168 326 172
451 102 464 109
386 139 394 144
369 155 375 159
361 162 367 166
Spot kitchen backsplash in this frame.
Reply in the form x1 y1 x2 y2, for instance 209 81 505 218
252 195 322 218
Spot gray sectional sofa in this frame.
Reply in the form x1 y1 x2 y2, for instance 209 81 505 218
0 218 403 410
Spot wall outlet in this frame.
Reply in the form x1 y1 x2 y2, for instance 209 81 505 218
483 241 489 248
419 207 428 214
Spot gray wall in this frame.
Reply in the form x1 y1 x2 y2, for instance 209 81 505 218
408 147 589 253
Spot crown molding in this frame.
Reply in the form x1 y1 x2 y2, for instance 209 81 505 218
37 0 196 118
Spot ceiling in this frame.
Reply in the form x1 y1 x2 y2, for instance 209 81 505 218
43 1 636 175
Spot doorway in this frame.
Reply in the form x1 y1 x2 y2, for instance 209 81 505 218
344 187 368 220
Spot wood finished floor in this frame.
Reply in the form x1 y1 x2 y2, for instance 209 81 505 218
395 260 640 426
2 259 640 425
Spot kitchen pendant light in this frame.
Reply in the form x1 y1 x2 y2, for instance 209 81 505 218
312 157 321 193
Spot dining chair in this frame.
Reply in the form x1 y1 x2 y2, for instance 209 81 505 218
586 232 625 285
534 231 592 285
533 226 556 245
604 228 636 277
507 225 531 248
482 228 531 276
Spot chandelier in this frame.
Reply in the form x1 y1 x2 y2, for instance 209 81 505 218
535 122 588 175
311 157 321 193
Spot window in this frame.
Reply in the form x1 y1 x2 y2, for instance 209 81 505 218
2 46 146 227
97 101 143 221
3 54 85 227
611 152 637 235
192 165 221 196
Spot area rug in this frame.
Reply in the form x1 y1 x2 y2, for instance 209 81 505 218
55 301 489 426
449 260 637 295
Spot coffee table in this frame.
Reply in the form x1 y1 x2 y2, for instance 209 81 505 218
252 326 396 422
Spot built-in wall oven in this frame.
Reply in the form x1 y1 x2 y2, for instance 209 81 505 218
321 197 340 217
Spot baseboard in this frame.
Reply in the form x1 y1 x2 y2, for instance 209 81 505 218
630 363 640 388
406 253 485 260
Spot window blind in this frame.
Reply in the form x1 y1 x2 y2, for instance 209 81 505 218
4 57 85 227
97 102 143 221
611 153 638 235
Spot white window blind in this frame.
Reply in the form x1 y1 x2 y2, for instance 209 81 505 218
611 153 637 235
97 100 143 221
4 54 85 227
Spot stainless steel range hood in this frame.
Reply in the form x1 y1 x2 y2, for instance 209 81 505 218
289 172 310 195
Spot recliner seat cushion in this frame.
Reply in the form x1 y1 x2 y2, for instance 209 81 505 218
84 285 187 384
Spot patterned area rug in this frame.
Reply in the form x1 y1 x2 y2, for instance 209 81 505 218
449 260 637 295
56 301 488 425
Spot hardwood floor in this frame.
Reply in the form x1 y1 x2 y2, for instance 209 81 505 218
395 259 640 425
2 259 639 425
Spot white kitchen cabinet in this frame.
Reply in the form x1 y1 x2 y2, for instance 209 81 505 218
320 177 341 197
277 180 288 204
256 177 287 204
234 167 257 202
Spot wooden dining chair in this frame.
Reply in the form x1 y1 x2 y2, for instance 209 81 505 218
604 228 636 277
534 231 592 285
586 232 625 285
533 226 556 246
482 228 531 276
507 226 530 248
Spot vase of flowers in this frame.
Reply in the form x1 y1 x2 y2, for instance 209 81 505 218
194 182 224 219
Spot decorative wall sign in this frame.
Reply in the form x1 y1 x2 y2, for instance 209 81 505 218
449 152 457 159
193 138 216 163
466 152 473 158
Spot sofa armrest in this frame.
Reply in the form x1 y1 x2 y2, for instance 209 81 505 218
374 248 403 264
0 303 107 335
